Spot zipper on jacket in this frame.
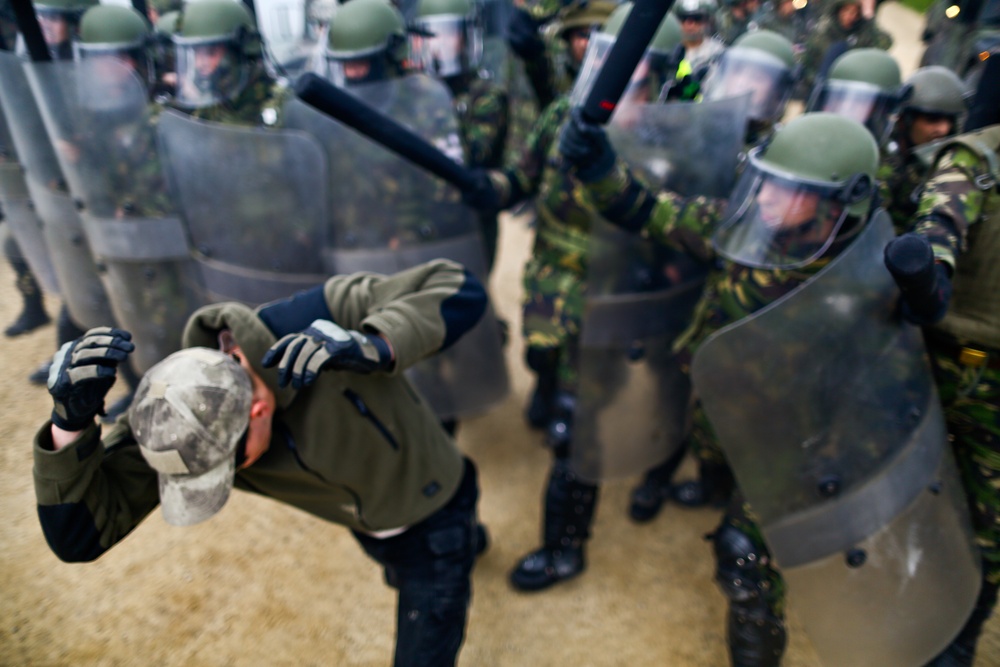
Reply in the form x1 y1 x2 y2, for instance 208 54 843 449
342 389 400 451
275 421 372 530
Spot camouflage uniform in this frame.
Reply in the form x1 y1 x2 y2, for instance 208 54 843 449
757 6 808 49
877 135 931 233
911 130 1000 664
800 5 893 95
453 76 510 272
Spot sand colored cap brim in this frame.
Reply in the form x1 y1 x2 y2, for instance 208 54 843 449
157 456 236 526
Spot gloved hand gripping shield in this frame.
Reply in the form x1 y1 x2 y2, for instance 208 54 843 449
710 146 874 270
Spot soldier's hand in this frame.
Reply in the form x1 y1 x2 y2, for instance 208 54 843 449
559 108 616 182
262 320 394 389
884 233 952 325
462 168 502 211
48 327 135 431
507 8 545 60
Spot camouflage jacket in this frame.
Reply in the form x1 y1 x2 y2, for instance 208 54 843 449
454 75 510 169
878 137 931 234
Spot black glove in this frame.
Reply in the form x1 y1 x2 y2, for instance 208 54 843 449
47 327 134 431
507 8 545 61
884 233 953 325
558 107 617 182
261 319 393 389
462 168 502 211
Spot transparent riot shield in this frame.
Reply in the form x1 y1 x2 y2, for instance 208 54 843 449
157 109 329 307
691 211 980 666
478 0 512 83
284 74 508 420
570 98 749 481
0 103 59 294
26 58 203 373
255 0 323 79
4 54 116 330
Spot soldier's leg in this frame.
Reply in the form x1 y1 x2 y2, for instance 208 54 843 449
3 233 50 337
925 352 1000 666
524 345 560 429
28 304 88 385
628 441 687 522
510 330 599 591
670 400 735 508
713 500 787 667
353 459 481 667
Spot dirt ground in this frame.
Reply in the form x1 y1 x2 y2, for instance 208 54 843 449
2 6 999 666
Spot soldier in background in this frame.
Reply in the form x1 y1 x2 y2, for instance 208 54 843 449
674 0 726 73
410 0 509 272
757 0 809 54
799 0 892 97
716 0 760 45
879 66 968 231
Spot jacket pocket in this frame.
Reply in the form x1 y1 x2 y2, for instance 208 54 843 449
342 389 399 450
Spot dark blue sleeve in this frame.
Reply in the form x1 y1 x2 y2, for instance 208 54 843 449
439 269 488 351
37 503 108 563
257 284 334 337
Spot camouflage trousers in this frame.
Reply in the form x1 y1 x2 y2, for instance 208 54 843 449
929 343 1000 585
521 254 585 393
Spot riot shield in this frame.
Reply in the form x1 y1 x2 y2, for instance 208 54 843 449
2 53 116 330
254 0 323 79
284 74 508 420
478 0 513 83
25 58 203 373
0 104 59 294
157 109 329 307
691 211 980 666
570 98 749 482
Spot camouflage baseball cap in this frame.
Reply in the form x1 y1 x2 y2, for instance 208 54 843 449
129 348 253 527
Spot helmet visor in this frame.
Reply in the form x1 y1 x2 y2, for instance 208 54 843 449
74 42 153 89
173 37 247 108
712 149 870 269
410 14 482 78
808 79 897 144
702 47 793 124
73 49 152 112
570 33 658 110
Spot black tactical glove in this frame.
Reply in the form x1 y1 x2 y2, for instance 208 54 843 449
558 108 617 182
462 168 502 211
884 233 953 326
47 327 135 431
507 8 545 61
262 319 393 389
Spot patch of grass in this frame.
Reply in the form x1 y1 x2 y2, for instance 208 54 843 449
897 0 937 14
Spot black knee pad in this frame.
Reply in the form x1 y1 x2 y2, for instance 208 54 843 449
713 522 769 604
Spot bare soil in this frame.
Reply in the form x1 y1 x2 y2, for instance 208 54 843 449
2 7 997 665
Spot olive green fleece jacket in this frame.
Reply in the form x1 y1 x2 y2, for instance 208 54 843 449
33 260 487 562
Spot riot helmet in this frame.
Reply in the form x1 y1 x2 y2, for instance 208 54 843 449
76 4 153 88
32 0 98 58
571 2 684 108
324 0 407 86
701 29 797 127
172 0 262 109
712 112 878 269
806 48 907 146
410 0 483 79
674 0 716 42
896 66 968 147
555 0 616 72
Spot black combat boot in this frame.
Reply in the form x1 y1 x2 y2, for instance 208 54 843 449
671 459 736 508
509 459 599 592
5 256 50 337
524 346 559 429
924 578 999 666
728 601 787 667
628 446 688 522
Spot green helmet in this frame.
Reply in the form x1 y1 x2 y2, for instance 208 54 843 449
411 0 483 79
713 113 879 269
571 2 683 105
76 4 153 84
325 0 407 86
807 48 905 145
903 66 968 117
172 0 261 109
702 29 797 126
